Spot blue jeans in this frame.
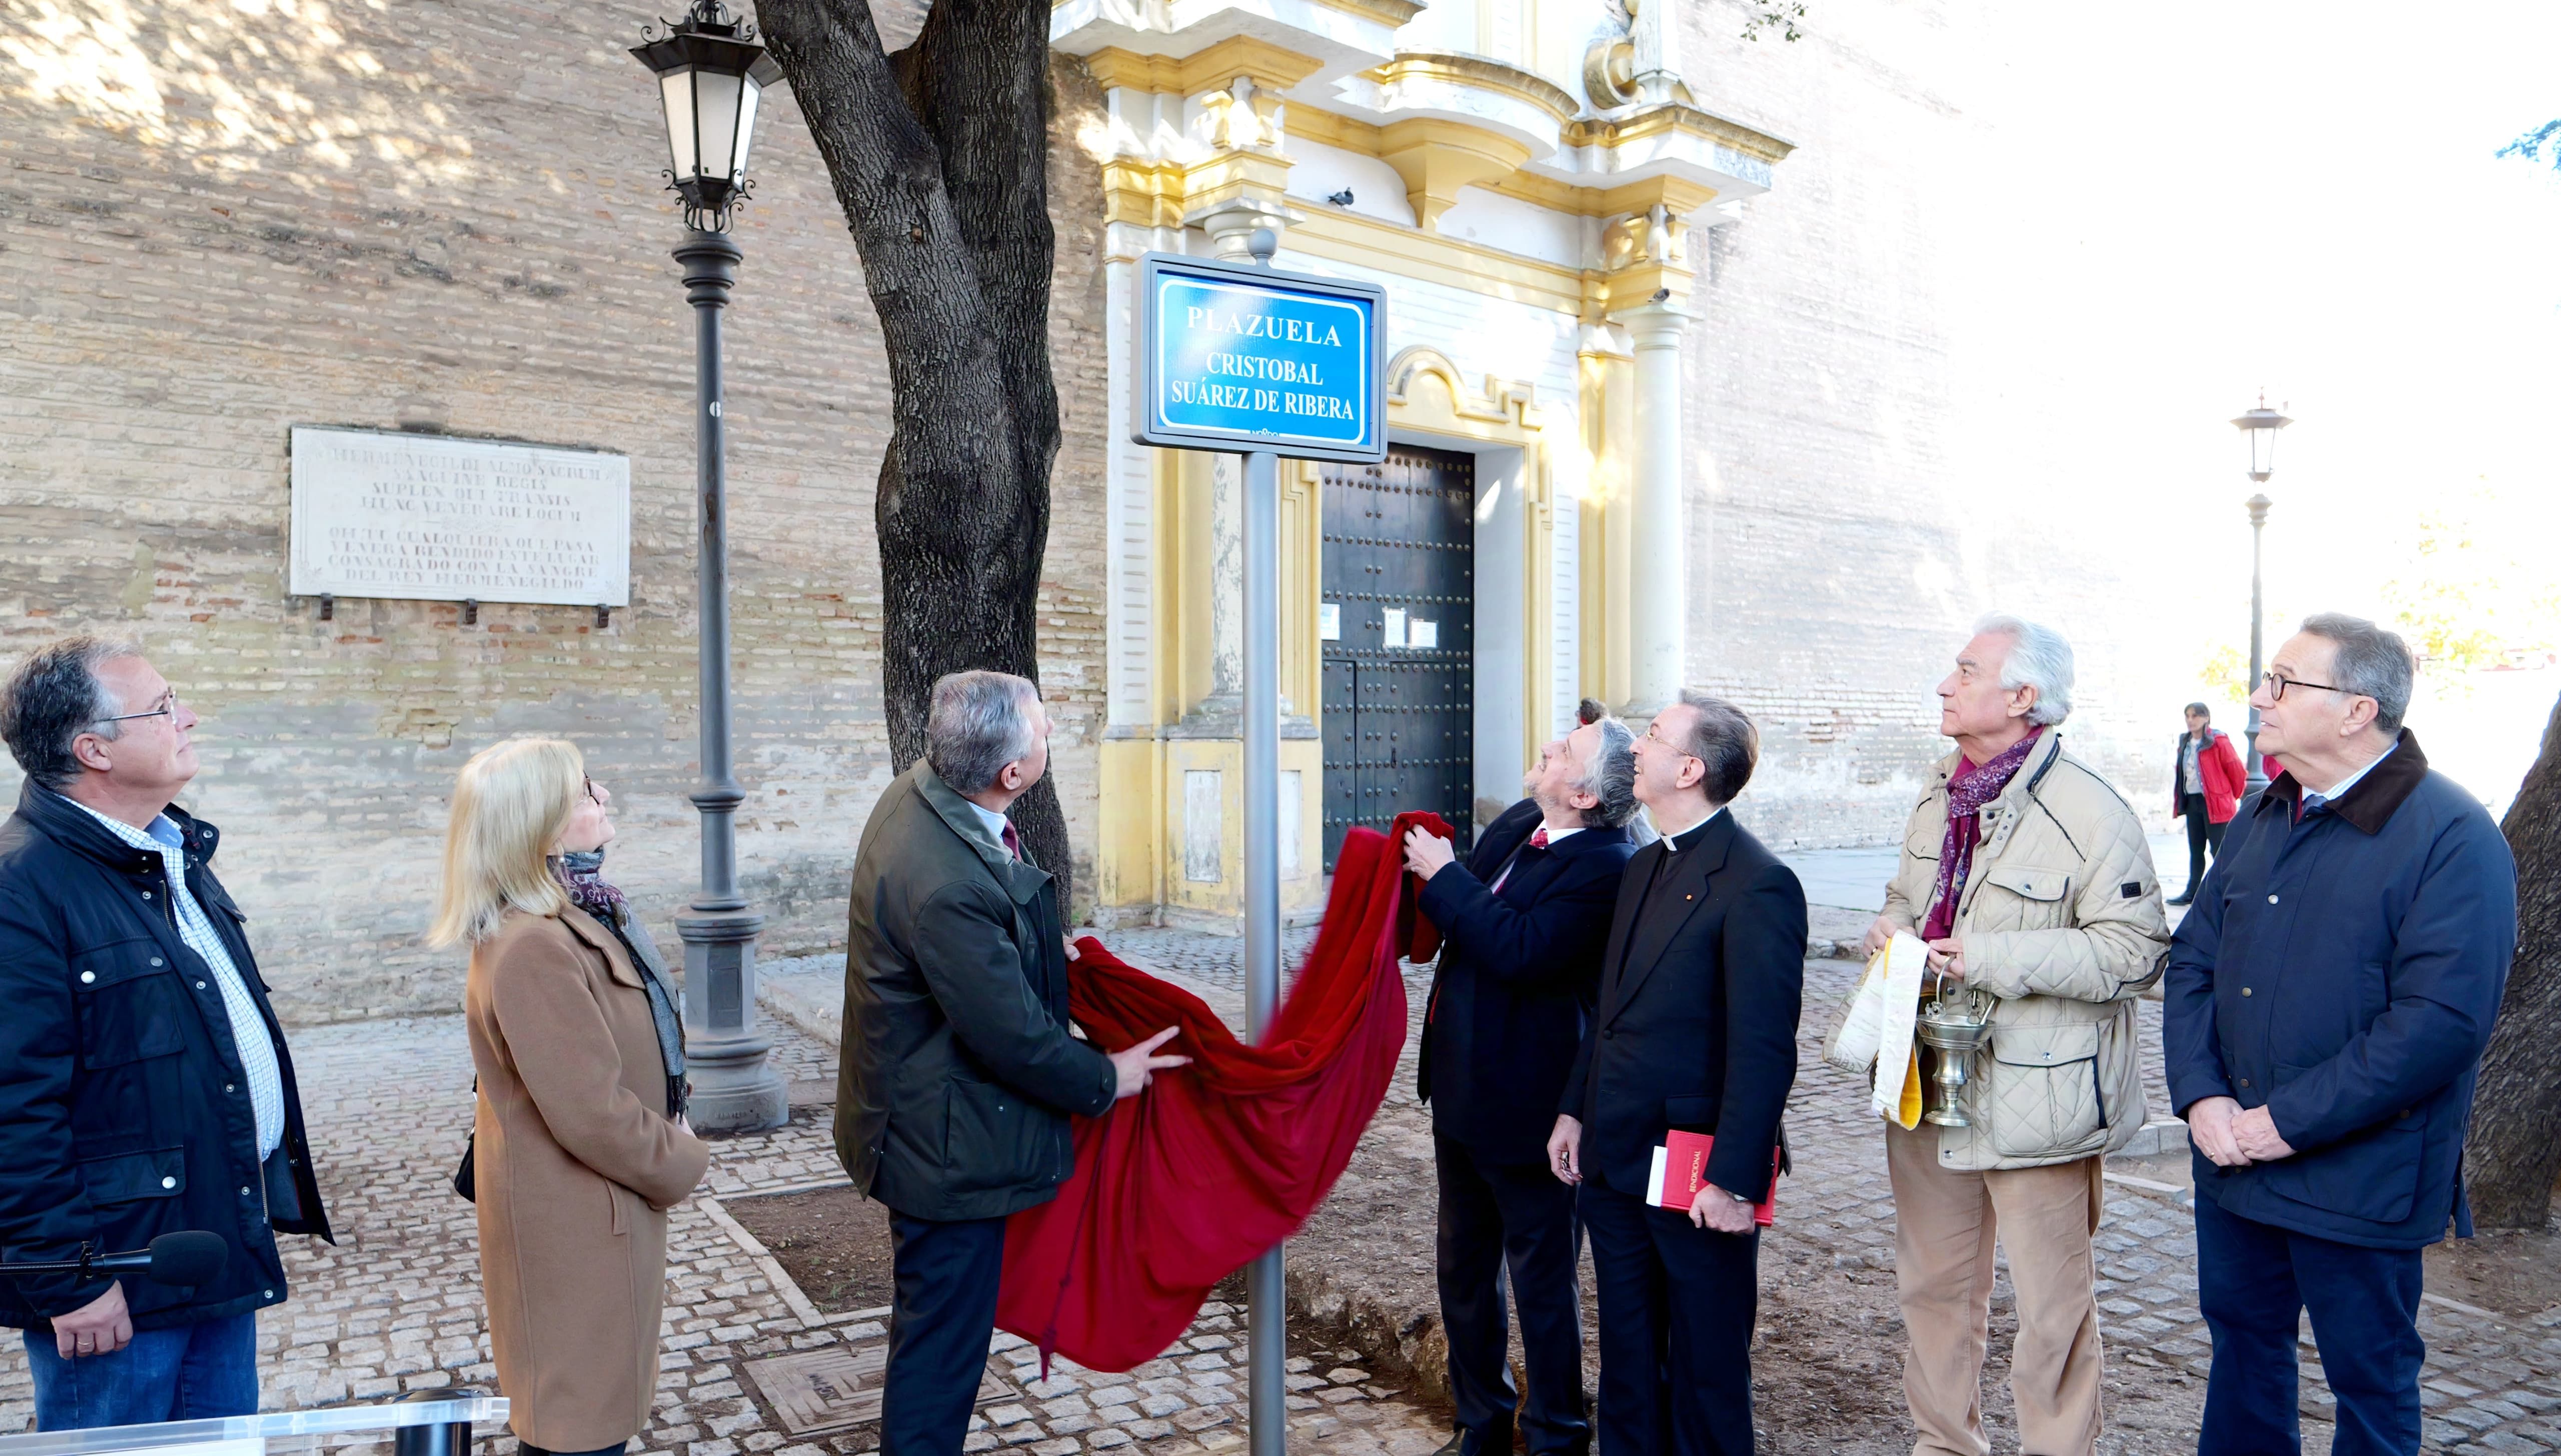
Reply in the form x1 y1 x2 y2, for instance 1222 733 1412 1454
23 1311 259 1431
2194 1190 2426 1456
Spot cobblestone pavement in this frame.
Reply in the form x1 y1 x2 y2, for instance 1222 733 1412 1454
1106 935 2561 1454
0 1013 1447 1456
11 932 2551 1455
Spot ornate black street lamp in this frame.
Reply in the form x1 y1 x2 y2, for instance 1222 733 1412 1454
2231 394 2291 794
633 1 787 1132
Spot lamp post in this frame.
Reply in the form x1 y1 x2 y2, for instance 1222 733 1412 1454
633 1 788 1132
2231 395 2290 795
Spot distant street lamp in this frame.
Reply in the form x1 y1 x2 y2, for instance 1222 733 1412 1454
2231 394 2292 794
632 0 788 1132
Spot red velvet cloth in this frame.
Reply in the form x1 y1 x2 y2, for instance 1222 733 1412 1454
995 813 1453 1372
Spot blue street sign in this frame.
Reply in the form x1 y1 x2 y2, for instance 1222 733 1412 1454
1132 252 1388 464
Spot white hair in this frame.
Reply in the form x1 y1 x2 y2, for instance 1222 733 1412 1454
1974 613 2074 726
926 670 1042 794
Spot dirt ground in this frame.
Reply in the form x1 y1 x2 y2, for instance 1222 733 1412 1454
728 1183 898 1314
2423 1223 2561 1320
1276 962 2298 1456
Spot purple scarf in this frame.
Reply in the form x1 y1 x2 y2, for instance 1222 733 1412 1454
1922 727 2043 941
555 849 626 923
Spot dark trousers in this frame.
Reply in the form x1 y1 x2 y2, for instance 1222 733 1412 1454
1435 1136 1590 1455
2193 1190 2425 1456
883 1211 1007 1456
2182 792 2228 895
1580 1173 1760 1456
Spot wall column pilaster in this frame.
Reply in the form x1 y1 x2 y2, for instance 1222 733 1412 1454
1622 301 1690 715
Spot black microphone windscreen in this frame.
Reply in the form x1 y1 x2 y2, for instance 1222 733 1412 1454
144 1231 228 1287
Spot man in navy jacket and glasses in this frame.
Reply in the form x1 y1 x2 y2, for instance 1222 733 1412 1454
2165 613 2516 1456
0 637 333 1431
1402 718 1642 1456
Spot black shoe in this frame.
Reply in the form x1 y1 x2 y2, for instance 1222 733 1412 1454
1431 1436 1470 1456
2166 894 2194 906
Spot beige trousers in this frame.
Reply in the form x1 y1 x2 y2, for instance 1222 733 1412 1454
1884 1121 2104 1456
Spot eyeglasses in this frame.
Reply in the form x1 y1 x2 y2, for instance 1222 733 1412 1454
1642 723 1703 766
2261 671 2353 702
95 688 179 726
582 775 602 804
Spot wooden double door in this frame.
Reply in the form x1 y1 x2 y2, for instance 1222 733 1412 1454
1319 445 1475 872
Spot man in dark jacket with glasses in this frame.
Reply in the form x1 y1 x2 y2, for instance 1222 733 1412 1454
2165 614 2516 1456
0 637 333 1430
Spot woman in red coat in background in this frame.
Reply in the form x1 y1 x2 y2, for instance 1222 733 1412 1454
2169 702 2249 904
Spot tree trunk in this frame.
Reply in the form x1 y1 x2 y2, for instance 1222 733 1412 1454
754 0 1075 902
2465 689 2561 1228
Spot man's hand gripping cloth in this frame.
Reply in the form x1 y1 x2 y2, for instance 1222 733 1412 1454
995 813 1454 1373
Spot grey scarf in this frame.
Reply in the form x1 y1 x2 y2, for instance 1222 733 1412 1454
557 849 687 1119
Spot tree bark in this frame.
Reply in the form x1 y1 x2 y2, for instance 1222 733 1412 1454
754 0 1075 902
2465 689 2561 1228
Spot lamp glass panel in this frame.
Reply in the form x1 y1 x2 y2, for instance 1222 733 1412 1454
658 70 698 179
730 75 764 183
2250 423 2276 476
693 70 745 189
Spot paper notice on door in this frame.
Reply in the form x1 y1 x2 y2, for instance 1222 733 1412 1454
1319 602 1342 641
1382 608 1407 648
1408 618 1438 649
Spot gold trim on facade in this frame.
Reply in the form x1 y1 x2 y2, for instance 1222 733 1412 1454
1067 0 1788 919
1084 39 1326 98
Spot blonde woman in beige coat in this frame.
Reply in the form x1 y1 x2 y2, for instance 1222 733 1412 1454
433 739 710 1456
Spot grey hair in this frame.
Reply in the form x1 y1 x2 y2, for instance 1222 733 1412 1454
1570 716 1641 829
1673 690 1760 804
1974 612 2075 726
2297 613 2415 734
0 637 145 789
925 670 1042 795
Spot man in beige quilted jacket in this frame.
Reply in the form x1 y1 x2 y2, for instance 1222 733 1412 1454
1858 613 2171 1456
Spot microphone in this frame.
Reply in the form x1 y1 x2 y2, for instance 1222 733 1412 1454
142 1232 228 1287
0 1232 230 1287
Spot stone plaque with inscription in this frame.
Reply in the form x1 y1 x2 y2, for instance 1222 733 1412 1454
288 426 631 607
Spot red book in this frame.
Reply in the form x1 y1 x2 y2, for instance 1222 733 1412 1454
1646 1129 1779 1227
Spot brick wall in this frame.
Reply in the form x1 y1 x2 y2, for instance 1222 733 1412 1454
0 0 1113 1021
1671 0 2172 848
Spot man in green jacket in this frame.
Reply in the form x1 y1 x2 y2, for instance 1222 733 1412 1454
837 670 1185 1456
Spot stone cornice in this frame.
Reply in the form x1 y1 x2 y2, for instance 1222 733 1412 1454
1083 38 1327 97
1311 0 1427 28
1565 103 1796 167
1371 50 1582 128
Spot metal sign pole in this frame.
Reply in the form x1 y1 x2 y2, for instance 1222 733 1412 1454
1241 443 1285 1456
1130 227 1384 1456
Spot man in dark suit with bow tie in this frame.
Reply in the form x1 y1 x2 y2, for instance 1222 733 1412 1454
1549 692 1805 1456
1402 717 1642 1456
